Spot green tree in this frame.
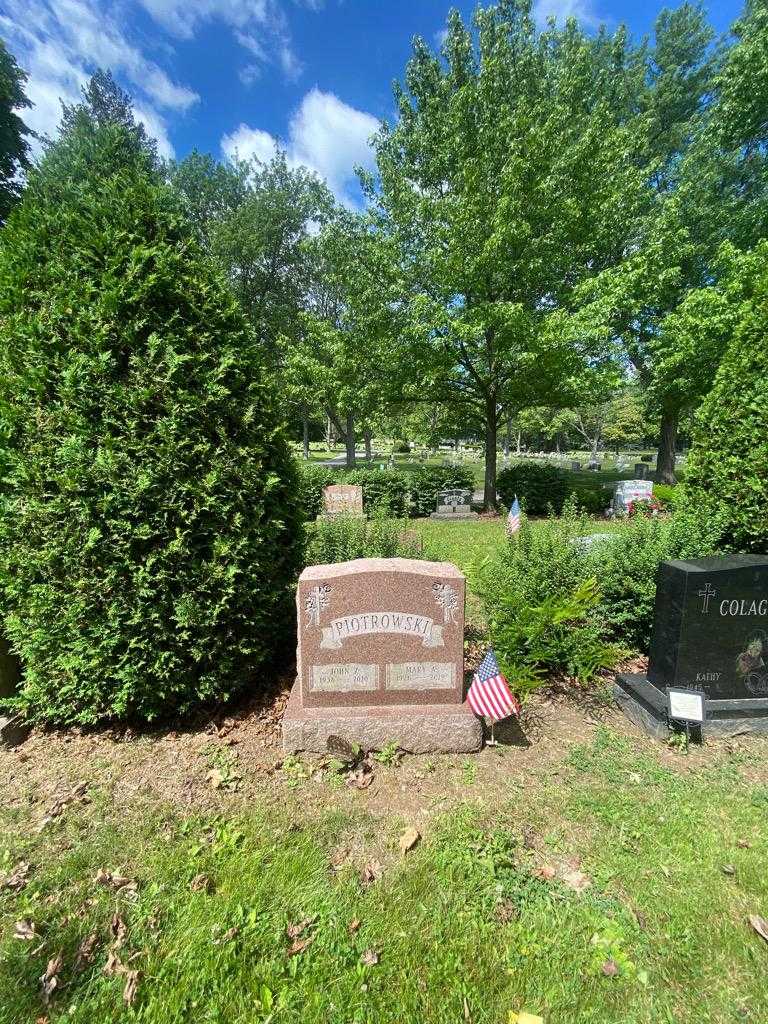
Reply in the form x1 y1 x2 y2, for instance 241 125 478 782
0 38 33 224
684 241 768 551
367 1 645 507
0 113 301 725
167 150 250 246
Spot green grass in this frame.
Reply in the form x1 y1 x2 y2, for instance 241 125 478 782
2 728 767 1023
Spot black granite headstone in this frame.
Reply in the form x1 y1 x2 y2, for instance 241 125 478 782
648 556 768 700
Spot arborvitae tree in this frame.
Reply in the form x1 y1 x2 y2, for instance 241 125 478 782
0 38 33 224
0 114 301 725
684 241 768 553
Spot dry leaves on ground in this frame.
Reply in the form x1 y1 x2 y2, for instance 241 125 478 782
123 970 140 1006
93 869 138 896
601 959 619 977
110 914 127 949
213 926 239 946
40 954 63 1005
38 782 89 831
1 860 30 894
347 918 361 935
360 860 383 885
74 932 99 971
286 915 317 956
360 948 379 966
749 915 768 943
190 873 214 894
14 919 36 940
399 827 421 854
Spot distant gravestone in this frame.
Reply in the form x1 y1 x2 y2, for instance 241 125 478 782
616 555 768 737
612 479 653 516
321 484 363 518
283 558 481 753
571 461 581 471
587 461 602 472
430 488 478 521
634 463 648 478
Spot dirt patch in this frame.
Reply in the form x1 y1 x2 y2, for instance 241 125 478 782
5 657 768 837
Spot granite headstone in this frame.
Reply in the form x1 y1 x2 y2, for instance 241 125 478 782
283 558 481 752
616 555 768 736
321 484 364 518
430 488 478 521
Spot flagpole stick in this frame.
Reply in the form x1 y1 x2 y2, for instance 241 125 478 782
487 718 498 747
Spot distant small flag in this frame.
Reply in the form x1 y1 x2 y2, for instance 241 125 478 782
467 649 521 722
506 495 521 537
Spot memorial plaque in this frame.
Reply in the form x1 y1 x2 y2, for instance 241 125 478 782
321 484 363 517
297 558 465 709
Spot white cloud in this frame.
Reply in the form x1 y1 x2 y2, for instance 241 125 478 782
221 87 379 207
0 0 197 156
532 0 601 28
139 0 304 83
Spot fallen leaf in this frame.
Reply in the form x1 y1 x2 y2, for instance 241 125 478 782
346 768 374 790
360 948 379 966
509 1013 544 1024
1 861 30 893
722 864 736 876
399 827 421 854
749 915 768 943
495 899 519 924
287 935 315 957
737 838 752 849
348 918 361 935
361 860 383 885
601 959 619 977
110 914 127 949
534 865 556 881
190 873 214 894
103 951 124 976
562 869 591 893
40 953 64 1005
14 919 36 941
206 768 225 789
123 969 140 1006
660 865 670 878
330 845 350 871
38 782 89 830
74 932 99 970
286 916 316 940
93 869 137 894
213 926 239 945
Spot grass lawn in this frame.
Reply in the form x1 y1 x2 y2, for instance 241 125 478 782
2 725 767 1023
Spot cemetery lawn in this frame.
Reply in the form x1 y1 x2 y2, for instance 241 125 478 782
2 717 768 1023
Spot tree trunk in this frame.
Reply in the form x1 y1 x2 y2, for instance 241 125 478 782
656 404 678 484
516 430 521 456
363 427 372 461
503 418 512 459
345 411 356 468
302 405 310 460
325 414 333 451
484 395 498 511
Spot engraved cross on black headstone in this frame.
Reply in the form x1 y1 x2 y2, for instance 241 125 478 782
698 582 716 614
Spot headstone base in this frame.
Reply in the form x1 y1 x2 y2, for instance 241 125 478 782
282 677 482 753
615 673 768 739
429 511 479 521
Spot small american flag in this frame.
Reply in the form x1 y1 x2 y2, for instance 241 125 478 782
467 649 520 722
506 495 521 537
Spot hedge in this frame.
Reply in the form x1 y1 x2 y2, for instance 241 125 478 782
496 462 570 515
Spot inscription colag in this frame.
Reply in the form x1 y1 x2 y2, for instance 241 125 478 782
319 611 445 649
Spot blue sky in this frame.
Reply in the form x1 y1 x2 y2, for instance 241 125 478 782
1 0 743 206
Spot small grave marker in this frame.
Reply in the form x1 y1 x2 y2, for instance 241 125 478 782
430 488 478 521
321 484 363 518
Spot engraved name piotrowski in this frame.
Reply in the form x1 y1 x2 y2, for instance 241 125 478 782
319 611 445 649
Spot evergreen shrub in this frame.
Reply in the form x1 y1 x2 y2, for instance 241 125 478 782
0 123 301 725
496 463 570 515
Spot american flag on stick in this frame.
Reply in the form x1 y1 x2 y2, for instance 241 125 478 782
467 649 521 723
506 495 521 537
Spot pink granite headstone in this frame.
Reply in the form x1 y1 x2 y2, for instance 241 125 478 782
283 558 481 753
321 484 364 517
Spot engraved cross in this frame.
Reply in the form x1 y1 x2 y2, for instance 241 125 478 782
698 582 716 614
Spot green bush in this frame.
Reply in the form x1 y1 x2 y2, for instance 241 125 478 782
685 252 768 552
392 439 411 453
409 465 475 517
496 462 570 515
652 484 678 508
306 512 423 565
344 468 410 517
297 463 337 519
570 484 608 515
0 122 301 725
